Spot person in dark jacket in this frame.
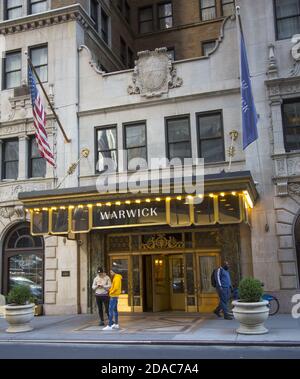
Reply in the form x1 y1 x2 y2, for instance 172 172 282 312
213 261 233 320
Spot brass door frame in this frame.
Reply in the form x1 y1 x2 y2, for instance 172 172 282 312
109 255 132 312
195 250 221 313
169 254 185 311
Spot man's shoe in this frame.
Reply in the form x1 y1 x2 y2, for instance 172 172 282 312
112 324 120 330
99 321 105 326
213 310 222 318
224 315 234 320
102 325 113 331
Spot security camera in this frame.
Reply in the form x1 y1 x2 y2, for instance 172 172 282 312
254 181 259 186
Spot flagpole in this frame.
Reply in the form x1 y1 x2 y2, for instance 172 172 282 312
236 5 270 230
25 53 71 144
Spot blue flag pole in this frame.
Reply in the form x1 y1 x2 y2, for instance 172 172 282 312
237 7 258 150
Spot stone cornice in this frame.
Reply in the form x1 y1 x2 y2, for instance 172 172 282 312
78 87 240 117
0 4 91 35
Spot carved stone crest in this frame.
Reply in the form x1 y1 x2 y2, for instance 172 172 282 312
128 48 183 98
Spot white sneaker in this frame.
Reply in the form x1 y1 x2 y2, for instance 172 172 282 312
102 325 113 331
112 324 120 330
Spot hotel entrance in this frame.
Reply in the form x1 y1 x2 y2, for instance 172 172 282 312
108 245 221 314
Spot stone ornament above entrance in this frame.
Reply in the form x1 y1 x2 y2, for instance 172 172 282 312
128 48 183 98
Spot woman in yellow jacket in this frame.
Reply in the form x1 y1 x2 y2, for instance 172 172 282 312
103 268 122 331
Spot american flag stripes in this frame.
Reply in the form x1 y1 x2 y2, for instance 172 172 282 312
28 66 55 167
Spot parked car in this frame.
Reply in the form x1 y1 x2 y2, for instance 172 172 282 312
9 277 42 300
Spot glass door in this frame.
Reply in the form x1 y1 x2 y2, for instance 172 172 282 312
110 256 131 312
196 252 221 313
169 255 185 311
152 255 169 312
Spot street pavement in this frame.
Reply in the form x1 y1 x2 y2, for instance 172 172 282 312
0 313 299 348
1 342 300 359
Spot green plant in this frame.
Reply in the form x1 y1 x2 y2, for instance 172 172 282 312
238 278 263 303
6 285 35 306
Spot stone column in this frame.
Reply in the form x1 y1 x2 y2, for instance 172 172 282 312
18 135 29 180
0 140 3 180
270 98 286 156
43 236 58 314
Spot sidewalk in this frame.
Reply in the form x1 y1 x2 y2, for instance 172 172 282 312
0 313 299 346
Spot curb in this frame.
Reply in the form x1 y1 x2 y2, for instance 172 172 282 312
0 339 300 347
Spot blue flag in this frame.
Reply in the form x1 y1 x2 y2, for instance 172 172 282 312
240 33 258 150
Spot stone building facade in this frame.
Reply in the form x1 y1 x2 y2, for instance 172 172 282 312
0 0 300 316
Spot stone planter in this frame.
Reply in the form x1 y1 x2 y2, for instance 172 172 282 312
232 300 269 335
4 303 35 333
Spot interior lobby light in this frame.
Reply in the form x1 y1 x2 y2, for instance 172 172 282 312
243 191 254 209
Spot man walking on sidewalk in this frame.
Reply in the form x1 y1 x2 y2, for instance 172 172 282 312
213 261 233 320
103 268 122 331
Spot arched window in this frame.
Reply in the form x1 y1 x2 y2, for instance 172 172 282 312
2 223 44 303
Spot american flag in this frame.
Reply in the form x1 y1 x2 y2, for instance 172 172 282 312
28 66 55 167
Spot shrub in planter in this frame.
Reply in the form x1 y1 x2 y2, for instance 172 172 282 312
7 285 35 306
5 285 36 333
238 278 263 303
232 277 269 335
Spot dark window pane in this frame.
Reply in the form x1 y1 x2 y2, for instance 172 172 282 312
169 199 190 226
194 197 215 224
167 118 190 143
159 17 173 29
199 114 222 138
4 161 18 179
51 209 69 233
169 142 192 161
140 7 152 21
128 147 147 168
31 158 46 178
276 0 300 18
140 21 153 33
283 100 300 151
126 125 146 148
277 17 300 39
200 139 224 163
218 194 241 223
4 140 18 160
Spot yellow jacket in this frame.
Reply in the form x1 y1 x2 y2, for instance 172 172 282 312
109 274 122 297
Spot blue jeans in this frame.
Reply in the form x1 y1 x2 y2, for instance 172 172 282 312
108 297 119 327
215 287 231 316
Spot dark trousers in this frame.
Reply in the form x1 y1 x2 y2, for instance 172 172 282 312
215 287 231 316
95 295 109 322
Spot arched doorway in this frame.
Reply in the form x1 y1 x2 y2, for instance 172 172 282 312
2 223 44 304
295 216 300 286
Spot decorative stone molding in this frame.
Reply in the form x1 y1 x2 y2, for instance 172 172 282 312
0 181 53 203
128 48 183 98
0 206 25 220
290 34 300 77
267 44 278 79
266 77 300 103
8 94 32 121
0 5 91 36
78 45 106 75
